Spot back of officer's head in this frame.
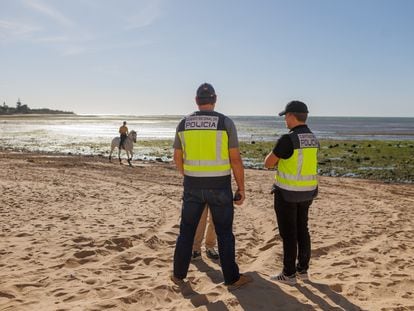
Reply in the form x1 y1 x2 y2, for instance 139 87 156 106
196 83 217 105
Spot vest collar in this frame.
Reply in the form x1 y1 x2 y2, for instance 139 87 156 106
289 124 309 133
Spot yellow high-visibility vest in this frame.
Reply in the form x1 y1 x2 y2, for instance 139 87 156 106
178 114 231 177
275 131 318 192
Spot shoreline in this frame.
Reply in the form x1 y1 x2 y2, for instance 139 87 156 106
2 137 413 184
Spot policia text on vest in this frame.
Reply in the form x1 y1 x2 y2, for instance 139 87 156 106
185 115 218 129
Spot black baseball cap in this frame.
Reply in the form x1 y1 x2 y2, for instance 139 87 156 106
279 100 309 116
196 83 217 105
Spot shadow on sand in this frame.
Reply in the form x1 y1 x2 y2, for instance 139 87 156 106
297 279 363 311
174 259 364 310
173 275 228 310
191 260 313 310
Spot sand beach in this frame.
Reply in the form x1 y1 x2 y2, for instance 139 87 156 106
0 150 413 310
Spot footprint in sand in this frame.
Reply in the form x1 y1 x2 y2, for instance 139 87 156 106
15 232 32 237
72 236 93 243
402 292 412 298
144 235 164 249
119 291 146 304
103 237 133 251
123 256 140 265
73 250 96 259
54 291 67 297
85 278 99 285
0 291 16 299
143 257 156 265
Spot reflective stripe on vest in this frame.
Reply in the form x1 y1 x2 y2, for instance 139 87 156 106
179 129 231 177
275 147 318 192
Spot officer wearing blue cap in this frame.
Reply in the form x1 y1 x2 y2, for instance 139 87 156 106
171 83 253 289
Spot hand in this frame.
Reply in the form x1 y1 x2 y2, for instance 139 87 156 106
233 189 245 206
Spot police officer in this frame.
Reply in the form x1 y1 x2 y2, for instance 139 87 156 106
264 100 319 285
171 83 253 289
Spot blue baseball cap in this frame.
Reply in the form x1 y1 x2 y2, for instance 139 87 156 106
196 83 217 105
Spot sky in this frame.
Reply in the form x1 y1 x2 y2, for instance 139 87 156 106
1 0 413 117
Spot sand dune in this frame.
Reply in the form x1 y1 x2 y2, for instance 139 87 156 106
0 151 413 310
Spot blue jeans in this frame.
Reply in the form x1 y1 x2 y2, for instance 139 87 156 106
173 187 240 284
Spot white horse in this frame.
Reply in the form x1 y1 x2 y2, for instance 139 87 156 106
109 130 137 166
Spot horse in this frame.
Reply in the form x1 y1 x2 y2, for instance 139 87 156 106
109 130 137 166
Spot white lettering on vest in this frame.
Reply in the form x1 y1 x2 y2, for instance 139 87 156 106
185 116 219 129
298 133 319 148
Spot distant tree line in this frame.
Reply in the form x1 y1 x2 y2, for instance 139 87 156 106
0 101 74 115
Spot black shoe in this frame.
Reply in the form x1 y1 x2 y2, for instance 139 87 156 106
206 248 219 260
192 250 201 261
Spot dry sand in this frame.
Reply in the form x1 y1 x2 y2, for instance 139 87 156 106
0 151 413 311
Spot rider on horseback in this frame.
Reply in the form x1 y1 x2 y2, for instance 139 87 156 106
119 121 129 149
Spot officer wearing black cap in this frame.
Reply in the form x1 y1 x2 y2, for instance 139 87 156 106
264 100 319 285
278 100 309 116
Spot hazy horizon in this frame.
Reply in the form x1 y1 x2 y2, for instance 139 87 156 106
2 110 414 119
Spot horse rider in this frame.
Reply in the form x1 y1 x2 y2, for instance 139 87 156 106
119 121 129 149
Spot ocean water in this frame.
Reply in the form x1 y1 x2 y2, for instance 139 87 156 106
0 114 413 159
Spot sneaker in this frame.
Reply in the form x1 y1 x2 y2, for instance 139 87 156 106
192 250 201 261
226 274 253 290
297 270 309 280
270 272 297 285
206 248 219 260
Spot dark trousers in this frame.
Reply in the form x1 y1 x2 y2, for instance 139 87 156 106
274 190 312 276
119 134 127 149
173 187 240 284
